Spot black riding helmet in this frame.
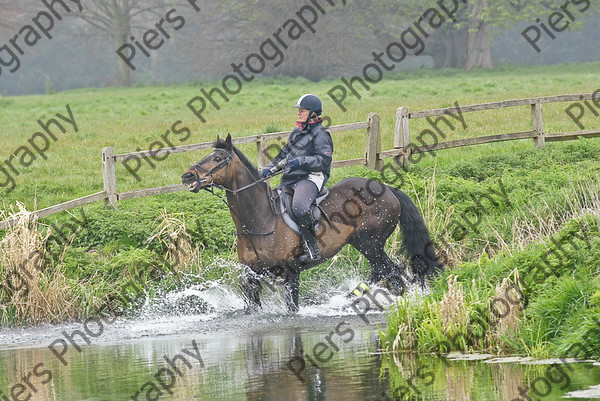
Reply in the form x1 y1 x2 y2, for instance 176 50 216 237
293 94 322 119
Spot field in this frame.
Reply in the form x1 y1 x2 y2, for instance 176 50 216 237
0 63 599 358
0 63 598 208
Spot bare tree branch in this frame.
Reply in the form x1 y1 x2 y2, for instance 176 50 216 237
58 0 177 86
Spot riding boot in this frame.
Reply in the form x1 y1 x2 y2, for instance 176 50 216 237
298 226 321 263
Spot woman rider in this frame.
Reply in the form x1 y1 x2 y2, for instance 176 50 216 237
261 94 333 263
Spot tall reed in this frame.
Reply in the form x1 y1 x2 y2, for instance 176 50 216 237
0 203 76 325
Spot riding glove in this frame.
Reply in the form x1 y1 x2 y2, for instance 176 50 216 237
288 158 300 169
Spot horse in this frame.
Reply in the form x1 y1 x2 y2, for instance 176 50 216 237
181 134 442 312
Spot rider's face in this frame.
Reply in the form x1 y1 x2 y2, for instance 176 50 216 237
297 108 310 123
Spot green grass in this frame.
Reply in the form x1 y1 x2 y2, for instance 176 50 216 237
382 215 600 357
1 63 600 331
0 62 598 209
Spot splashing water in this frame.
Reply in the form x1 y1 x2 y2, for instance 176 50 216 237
0 256 427 349
138 256 427 320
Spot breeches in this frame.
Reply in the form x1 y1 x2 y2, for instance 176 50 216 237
291 180 319 228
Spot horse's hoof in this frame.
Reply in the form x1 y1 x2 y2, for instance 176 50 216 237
376 278 394 291
243 303 262 314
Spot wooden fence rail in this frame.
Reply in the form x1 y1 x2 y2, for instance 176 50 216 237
389 92 599 167
1 91 598 230
0 115 377 230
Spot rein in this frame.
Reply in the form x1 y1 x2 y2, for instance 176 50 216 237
191 149 285 196
221 169 285 196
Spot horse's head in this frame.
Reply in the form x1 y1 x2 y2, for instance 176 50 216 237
182 134 236 192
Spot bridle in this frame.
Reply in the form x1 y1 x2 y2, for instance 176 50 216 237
190 149 234 187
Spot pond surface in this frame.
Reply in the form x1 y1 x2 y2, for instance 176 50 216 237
1 284 599 401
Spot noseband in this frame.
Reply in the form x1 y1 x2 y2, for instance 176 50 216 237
190 149 234 184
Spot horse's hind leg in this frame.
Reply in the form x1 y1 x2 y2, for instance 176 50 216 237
364 247 390 283
356 244 408 293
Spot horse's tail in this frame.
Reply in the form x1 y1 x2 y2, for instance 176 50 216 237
388 186 443 281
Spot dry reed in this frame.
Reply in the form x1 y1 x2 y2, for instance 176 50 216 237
147 209 200 273
509 175 600 251
440 275 468 334
403 170 460 266
492 269 522 340
0 203 76 324
393 320 416 352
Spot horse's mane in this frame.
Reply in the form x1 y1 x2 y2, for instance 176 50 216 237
214 138 262 180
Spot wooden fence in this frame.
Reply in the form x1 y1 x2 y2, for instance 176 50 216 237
0 114 380 230
386 93 600 167
1 92 598 230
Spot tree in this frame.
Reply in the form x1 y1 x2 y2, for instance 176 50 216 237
356 0 599 70
71 0 172 86
466 0 492 70
212 0 368 80
0 0 34 30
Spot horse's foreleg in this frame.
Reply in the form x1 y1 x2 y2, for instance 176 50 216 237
283 267 300 313
240 276 262 313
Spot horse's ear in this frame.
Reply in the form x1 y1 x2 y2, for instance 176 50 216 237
225 133 232 150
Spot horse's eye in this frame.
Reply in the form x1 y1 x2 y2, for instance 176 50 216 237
214 156 222 162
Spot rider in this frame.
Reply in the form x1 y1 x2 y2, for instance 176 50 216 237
261 94 333 263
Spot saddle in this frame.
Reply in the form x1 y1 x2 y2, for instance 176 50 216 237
276 186 329 234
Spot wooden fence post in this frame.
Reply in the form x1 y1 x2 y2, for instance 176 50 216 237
256 138 270 170
102 147 118 207
395 106 411 168
531 101 545 148
366 112 382 170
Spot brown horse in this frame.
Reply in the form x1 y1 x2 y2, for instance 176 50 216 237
182 134 441 311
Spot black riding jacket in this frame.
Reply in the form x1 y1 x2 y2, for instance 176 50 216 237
266 120 333 187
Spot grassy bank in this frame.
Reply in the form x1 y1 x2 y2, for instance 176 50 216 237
379 143 600 358
380 176 600 359
0 63 599 329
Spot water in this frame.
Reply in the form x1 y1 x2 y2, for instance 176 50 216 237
1 277 599 401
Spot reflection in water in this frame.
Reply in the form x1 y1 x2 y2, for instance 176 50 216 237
245 333 323 401
0 348 54 401
493 363 525 401
244 333 310 401
444 363 472 401
1 317 599 401
382 352 600 401
242 329 388 401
